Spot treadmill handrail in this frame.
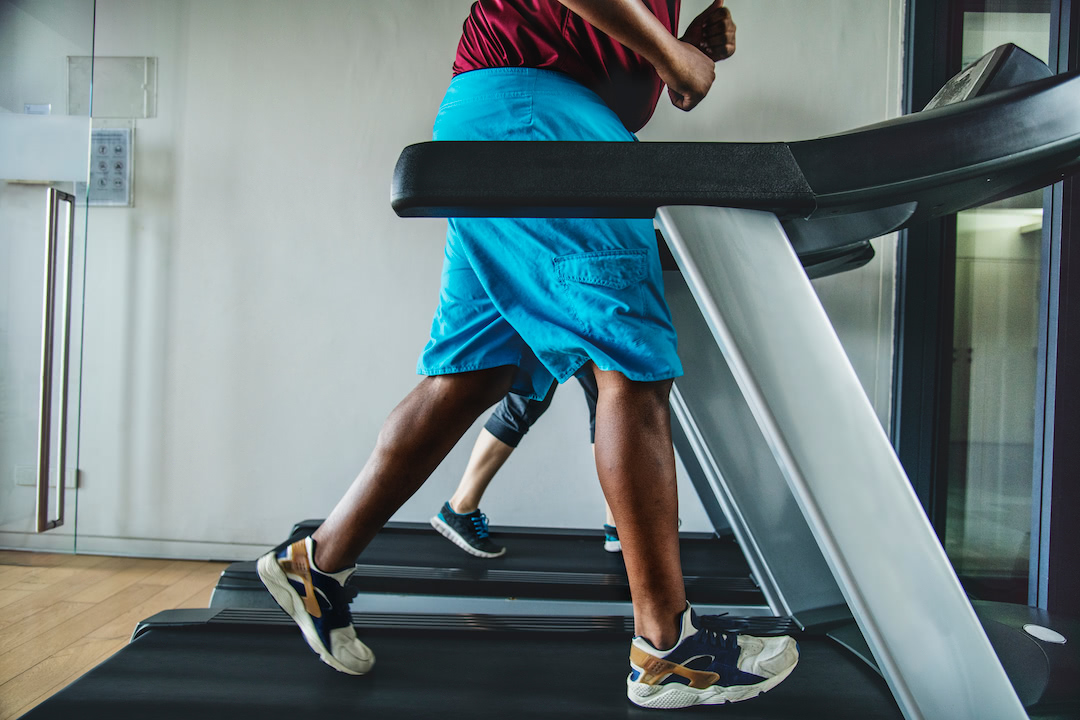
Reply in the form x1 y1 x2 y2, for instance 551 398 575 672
391 70 1080 222
392 141 815 219
789 71 1080 206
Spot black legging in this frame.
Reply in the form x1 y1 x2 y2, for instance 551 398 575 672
483 372 598 447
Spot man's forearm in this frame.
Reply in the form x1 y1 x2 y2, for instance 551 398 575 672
557 0 716 112
556 0 680 71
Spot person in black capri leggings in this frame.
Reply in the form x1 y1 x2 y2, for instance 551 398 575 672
429 374 623 558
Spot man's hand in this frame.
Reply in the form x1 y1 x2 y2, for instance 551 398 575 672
657 41 715 111
555 0 723 112
680 0 736 62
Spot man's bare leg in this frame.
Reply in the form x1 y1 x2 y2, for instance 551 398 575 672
312 366 515 572
448 428 515 514
591 365 685 650
592 445 617 527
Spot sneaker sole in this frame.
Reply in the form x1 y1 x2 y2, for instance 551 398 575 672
604 540 622 552
256 552 373 675
430 516 506 558
626 639 799 709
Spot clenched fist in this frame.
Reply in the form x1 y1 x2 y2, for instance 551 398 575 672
681 0 736 62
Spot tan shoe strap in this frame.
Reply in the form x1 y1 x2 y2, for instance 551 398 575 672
630 645 721 690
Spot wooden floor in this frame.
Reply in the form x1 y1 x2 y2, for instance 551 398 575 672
0 550 228 720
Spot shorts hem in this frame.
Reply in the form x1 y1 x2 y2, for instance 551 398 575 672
558 357 683 385
418 358 549 402
418 358 522 378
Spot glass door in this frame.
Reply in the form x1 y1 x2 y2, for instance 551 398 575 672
943 0 1052 602
0 0 96 550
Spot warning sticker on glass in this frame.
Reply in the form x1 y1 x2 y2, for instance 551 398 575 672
85 128 132 206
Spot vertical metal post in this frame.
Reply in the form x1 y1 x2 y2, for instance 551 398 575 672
1032 0 1079 618
36 188 73 532
893 0 961 528
55 189 76 526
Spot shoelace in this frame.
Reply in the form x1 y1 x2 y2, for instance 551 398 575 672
696 614 742 653
697 612 752 633
322 577 361 626
470 512 491 539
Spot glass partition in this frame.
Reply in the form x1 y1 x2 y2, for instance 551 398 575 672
944 1 1051 602
0 0 96 550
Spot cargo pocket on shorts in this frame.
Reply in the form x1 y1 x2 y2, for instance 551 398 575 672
554 249 648 342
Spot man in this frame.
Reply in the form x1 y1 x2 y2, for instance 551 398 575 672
258 0 798 708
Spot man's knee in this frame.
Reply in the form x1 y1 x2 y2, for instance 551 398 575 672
376 366 516 452
592 367 672 416
428 365 517 414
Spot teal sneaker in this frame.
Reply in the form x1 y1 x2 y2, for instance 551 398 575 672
430 501 506 558
603 523 621 553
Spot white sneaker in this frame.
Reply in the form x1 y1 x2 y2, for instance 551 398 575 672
627 605 798 709
256 537 374 675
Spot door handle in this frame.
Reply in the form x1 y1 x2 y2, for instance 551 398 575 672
36 188 75 532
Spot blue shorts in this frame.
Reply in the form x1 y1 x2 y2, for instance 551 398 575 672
417 68 683 400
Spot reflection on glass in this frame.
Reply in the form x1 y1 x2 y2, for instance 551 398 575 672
944 4 1050 602
961 8 1051 66
0 0 95 547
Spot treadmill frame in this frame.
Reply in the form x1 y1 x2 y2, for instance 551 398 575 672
657 205 1027 720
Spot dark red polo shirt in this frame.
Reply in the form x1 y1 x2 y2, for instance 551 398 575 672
452 0 681 133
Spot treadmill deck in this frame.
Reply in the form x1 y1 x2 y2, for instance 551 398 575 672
22 609 902 720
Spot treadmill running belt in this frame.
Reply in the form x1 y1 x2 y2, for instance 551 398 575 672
352 526 745 575
22 622 902 719
212 524 762 607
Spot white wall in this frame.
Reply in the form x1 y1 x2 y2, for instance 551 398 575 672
2 0 905 559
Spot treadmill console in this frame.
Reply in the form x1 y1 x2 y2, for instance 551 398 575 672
925 43 1053 110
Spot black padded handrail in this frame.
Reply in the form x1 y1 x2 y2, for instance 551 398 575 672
790 71 1080 218
391 70 1080 225
392 142 814 219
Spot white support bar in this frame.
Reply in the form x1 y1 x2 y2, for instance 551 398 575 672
656 205 1027 720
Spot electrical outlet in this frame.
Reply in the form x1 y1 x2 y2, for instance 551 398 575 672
13 465 78 489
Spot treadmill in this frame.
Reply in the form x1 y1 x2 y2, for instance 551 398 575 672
23 45 1080 720
208 118 876 623
206 223 869 620
210 520 771 617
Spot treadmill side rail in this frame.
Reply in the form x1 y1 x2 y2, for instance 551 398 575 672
656 206 1027 720
664 281 845 620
